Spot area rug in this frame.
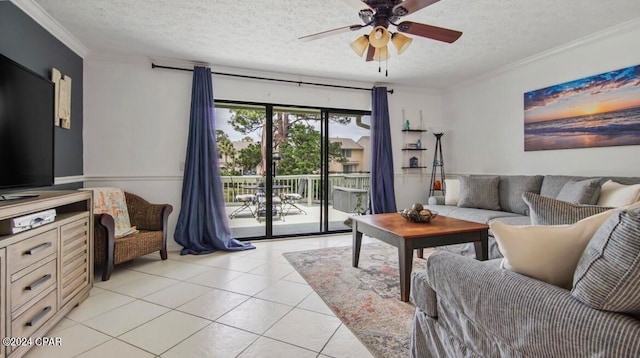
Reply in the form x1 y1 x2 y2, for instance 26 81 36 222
283 243 431 358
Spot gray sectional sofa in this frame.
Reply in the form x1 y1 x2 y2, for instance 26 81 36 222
410 174 640 357
425 175 640 259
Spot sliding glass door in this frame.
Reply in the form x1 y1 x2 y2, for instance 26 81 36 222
271 106 322 236
216 104 266 239
327 112 371 231
216 101 370 240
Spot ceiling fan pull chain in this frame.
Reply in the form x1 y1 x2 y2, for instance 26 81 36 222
384 54 388 77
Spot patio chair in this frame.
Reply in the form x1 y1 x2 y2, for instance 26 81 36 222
280 177 308 216
255 191 284 222
228 180 257 219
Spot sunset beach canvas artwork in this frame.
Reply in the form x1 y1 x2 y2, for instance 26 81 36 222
524 64 640 151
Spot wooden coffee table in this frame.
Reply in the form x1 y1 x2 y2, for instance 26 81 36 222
352 213 489 302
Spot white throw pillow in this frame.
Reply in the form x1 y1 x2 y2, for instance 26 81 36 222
490 209 616 288
444 179 460 206
597 180 640 207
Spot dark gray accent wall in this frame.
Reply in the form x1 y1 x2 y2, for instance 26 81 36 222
0 2 83 179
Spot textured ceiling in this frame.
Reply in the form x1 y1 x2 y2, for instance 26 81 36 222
33 0 640 88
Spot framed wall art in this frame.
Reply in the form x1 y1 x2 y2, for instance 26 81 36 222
524 64 640 151
51 67 72 129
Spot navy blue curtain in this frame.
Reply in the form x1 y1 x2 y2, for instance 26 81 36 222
370 86 397 214
175 66 255 255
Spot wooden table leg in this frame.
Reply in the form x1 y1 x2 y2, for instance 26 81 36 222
352 223 363 268
473 230 489 261
398 240 412 302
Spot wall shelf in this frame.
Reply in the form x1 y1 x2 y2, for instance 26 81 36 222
401 110 428 172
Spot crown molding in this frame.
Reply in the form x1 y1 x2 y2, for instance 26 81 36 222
446 17 640 92
10 0 89 58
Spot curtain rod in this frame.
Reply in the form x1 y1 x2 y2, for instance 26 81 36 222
151 63 394 94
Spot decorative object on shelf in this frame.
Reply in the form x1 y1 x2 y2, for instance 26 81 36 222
433 180 442 190
409 156 419 168
429 132 446 197
416 139 421 149
400 203 438 223
403 109 411 130
406 143 418 149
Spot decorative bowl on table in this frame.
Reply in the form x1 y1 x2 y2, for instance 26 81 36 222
400 203 438 223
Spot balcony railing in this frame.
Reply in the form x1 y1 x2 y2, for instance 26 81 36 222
222 174 370 206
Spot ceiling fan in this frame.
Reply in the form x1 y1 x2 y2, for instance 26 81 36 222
299 0 462 67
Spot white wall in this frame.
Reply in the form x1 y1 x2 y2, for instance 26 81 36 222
442 20 640 177
83 55 444 247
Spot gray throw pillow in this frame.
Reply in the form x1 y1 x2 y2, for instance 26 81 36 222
556 178 602 204
522 192 613 225
457 175 501 211
499 176 544 215
572 207 640 317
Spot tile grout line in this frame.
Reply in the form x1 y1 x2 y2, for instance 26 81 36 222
65 236 357 357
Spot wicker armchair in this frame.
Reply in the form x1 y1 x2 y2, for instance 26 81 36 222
94 192 173 281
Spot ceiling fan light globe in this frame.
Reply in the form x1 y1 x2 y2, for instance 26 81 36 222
368 26 390 48
372 46 391 61
392 32 413 55
350 35 369 57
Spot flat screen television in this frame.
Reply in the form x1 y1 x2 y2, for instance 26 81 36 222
0 53 55 193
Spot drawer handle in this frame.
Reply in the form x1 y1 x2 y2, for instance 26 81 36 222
25 306 52 327
26 274 52 291
25 242 52 255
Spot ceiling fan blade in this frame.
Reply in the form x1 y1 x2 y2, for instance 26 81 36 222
397 21 462 43
393 0 440 16
365 45 375 62
299 24 365 42
341 0 372 11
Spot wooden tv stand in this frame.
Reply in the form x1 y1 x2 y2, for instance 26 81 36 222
0 191 93 358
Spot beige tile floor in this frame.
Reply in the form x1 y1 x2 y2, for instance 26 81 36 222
25 234 377 358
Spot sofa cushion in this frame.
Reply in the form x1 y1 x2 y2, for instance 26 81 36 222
572 207 640 317
556 178 602 204
597 180 640 207
423 204 458 217
498 175 544 215
444 178 460 206
540 175 585 198
488 215 532 226
488 215 531 237
523 192 613 225
424 204 521 224
437 237 504 260
458 175 501 210
490 209 616 288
